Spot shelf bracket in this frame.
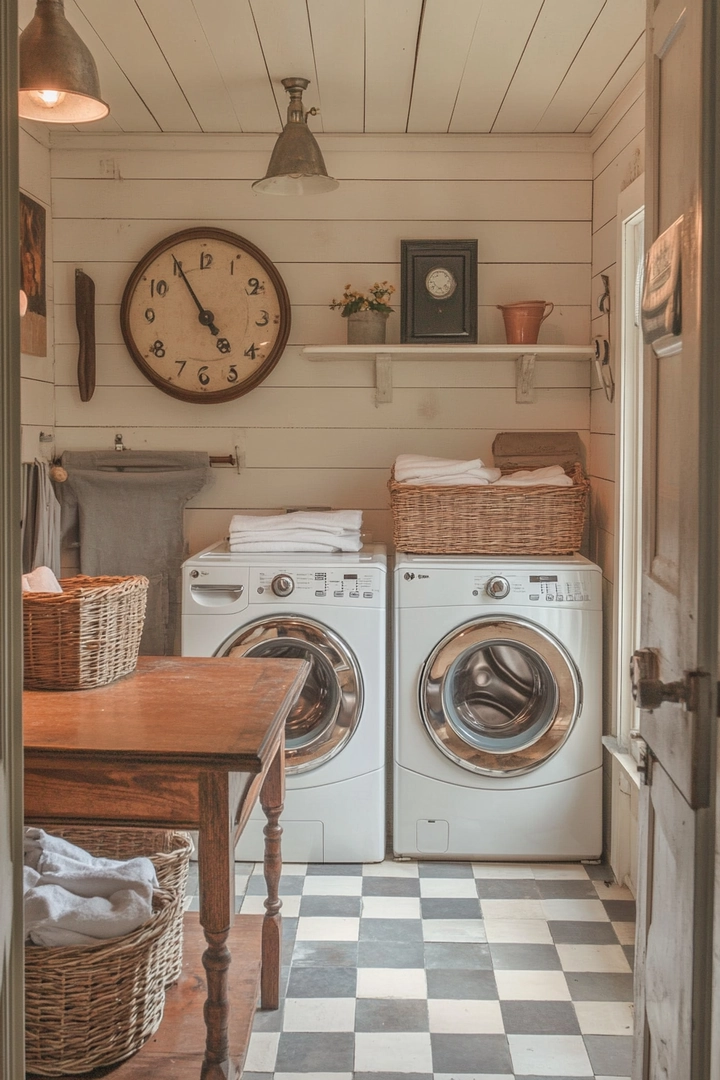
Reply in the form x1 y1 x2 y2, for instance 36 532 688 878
375 353 393 406
516 354 537 404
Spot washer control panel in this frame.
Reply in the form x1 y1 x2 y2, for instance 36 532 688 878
485 576 510 599
472 571 593 604
253 567 384 603
395 562 601 609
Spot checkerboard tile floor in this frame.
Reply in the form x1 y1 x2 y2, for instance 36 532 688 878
184 859 635 1079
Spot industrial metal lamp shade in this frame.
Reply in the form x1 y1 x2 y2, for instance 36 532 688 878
253 78 338 196
19 0 109 123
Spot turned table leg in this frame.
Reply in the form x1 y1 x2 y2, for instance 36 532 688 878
260 740 285 1009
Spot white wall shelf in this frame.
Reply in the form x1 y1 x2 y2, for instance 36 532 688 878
302 344 596 406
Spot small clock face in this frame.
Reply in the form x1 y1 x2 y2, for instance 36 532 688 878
425 266 457 300
120 228 291 403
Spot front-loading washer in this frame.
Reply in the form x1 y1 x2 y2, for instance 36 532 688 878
182 542 387 863
393 552 602 860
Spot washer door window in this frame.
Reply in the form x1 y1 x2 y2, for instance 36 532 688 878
420 616 581 776
219 616 363 775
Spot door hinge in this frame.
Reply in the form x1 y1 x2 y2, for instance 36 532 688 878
630 729 653 785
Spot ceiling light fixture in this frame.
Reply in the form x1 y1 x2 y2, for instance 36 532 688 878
19 0 109 124
253 77 338 196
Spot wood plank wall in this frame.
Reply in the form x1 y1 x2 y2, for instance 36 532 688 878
47 133 593 560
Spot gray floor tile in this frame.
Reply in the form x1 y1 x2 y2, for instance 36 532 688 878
549 920 620 945
240 1074 272 1080
362 877 422 897
299 895 363 917
501 1000 581 1035
358 939 426 968
246 874 305 895
275 1031 355 1072
623 944 635 969
306 863 363 876
282 917 299 935
420 898 482 920
417 862 474 878
355 998 430 1031
584 1034 634 1075
603 899 637 922
583 862 613 880
251 1003 285 1032
353 1075 432 1080
475 878 542 900
566 972 635 1001
430 1033 512 1073
423 942 493 970
285 965 357 998
291 940 359 967
426 968 498 1000
536 879 598 899
489 943 562 970
359 917 424 942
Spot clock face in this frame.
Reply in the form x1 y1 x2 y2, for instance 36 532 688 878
425 266 457 300
120 228 291 403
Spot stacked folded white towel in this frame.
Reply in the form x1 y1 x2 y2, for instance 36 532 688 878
493 464 573 487
394 455 501 486
229 510 363 553
23 827 159 947
22 565 62 593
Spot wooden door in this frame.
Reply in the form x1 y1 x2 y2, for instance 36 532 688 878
632 0 720 1076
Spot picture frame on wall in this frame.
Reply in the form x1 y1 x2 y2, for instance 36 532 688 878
400 239 477 345
19 192 47 357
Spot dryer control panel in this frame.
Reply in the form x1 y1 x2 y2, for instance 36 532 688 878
252 567 385 604
396 562 602 610
473 572 594 604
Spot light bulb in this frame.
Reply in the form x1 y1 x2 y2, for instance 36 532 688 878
19 290 28 317
28 89 66 108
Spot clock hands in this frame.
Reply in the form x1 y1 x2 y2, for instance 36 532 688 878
172 255 220 336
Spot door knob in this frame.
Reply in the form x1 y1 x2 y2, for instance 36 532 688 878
630 648 696 711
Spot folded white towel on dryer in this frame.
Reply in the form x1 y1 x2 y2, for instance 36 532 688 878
229 530 362 553
229 510 362 536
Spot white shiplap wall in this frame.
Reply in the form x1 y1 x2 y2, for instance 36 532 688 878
48 132 593 554
20 122 54 462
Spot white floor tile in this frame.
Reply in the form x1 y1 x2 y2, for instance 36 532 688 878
419 878 479 898
532 864 591 880
302 876 363 896
574 1000 635 1035
593 880 635 900
361 895 421 919
557 943 632 973
354 1032 433 1073
508 1033 593 1076
422 918 487 943
243 1031 279 1072
481 898 545 921
362 860 419 877
434 1075 514 1080
356 967 428 999
295 916 360 941
251 862 307 877
274 1075 352 1080
483 918 553 944
428 998 504 1033
541 898 609 922
495 969 571 1001
282 996 356 1032
240 894 300 917
472 863 534 879
613 921 637 945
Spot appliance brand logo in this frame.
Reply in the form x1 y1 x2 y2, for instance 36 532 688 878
418 574 430 579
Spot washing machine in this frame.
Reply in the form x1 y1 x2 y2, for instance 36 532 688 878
182 542 387 863
393 552 602 860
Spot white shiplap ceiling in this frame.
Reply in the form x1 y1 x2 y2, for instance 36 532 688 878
19 0 645 136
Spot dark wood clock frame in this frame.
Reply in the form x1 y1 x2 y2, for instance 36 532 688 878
400 239 478 345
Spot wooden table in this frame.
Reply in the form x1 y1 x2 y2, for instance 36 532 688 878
23 655 309 1080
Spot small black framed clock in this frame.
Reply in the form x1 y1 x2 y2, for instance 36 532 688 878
120 227 291 403
400 240 477 344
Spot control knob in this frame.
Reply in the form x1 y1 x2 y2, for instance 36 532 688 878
486 575 510 599
271 573 295 597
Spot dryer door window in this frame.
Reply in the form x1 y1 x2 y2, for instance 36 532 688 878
218 616 363 775
420 616 581 776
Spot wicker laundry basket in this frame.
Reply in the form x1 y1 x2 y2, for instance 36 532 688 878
23 575 148 691
25 827 193 1077
389 462 589 555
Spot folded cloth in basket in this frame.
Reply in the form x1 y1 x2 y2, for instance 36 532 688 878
22 565 62 593
229 510 362 536
493 465 574 488
23 827 159 946
394 455 501 485
230 530 362 553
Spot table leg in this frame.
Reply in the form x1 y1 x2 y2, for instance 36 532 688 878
259 741 285 1009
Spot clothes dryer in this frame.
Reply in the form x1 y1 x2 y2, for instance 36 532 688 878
182 543 387 862
393 552 602 860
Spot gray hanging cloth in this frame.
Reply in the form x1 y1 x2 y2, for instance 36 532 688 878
58 451 209 655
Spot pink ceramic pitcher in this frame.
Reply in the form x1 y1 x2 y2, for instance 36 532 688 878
497 300 554 345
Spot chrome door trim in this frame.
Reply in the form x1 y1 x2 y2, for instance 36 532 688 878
218 614 363 774
419 615 582 777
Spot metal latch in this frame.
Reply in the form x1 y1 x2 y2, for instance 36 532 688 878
630 648 701 712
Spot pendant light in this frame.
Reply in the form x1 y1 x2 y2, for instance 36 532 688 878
19 0 109 124
253 78 338 196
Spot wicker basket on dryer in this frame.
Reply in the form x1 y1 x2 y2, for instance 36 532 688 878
389 462 589 556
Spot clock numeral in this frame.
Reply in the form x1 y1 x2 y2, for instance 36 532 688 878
255 310 269 327
149 340 165 357
246 277 261 295
150 279 168 297
198 365 210 386
175 360 186 375
200 252 213 270
244 343 257 360
144 308 155 323
227 365 238 383
216 337 231 354
172 259 183 276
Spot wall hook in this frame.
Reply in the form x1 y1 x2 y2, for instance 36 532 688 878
114 433 126 452
598 274 611 315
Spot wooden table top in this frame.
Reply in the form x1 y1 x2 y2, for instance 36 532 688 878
23 655 308 770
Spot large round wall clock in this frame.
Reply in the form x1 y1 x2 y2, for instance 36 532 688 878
120 227 291 403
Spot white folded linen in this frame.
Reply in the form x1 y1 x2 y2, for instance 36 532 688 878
230 529 362 553
394 454 501 484
22 565 62 593
493 465 573 487
229 510 362 537
402 474 497 487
